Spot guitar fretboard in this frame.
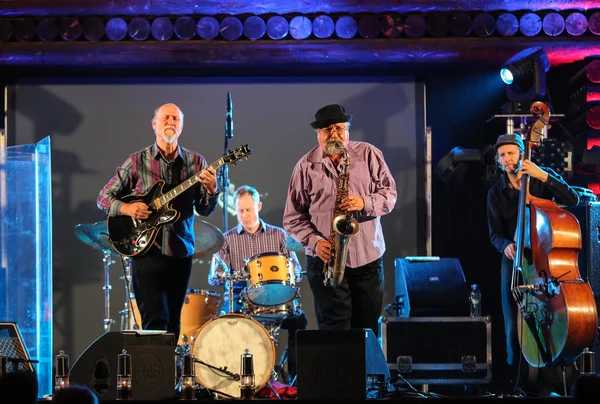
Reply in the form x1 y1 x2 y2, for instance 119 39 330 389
154 158 224 207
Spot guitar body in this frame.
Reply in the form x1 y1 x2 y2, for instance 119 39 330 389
107 180 179 257
104 144 251 257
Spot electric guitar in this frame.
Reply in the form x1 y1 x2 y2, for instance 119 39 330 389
107 144 251 257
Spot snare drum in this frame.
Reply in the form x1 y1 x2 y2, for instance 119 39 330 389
245 252 296 306
244 298 300 321
179 289 220 345
191 314 275 398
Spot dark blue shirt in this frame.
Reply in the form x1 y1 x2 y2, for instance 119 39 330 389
486 167 579 254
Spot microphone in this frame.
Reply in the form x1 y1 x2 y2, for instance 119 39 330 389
226 91 233 139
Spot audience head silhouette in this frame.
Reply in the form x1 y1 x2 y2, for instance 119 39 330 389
52 384 99 404
0 370 38 403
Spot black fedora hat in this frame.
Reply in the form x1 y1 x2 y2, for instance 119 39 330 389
310 104 353 129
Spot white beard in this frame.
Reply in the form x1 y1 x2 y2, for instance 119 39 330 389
162 128 177 144
161 134 177 144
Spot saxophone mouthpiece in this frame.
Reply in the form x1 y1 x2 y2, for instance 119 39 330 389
324 139 344 155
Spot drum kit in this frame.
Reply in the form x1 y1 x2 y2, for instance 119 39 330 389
74 217 305 397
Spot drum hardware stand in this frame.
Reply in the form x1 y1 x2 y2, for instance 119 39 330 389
265 379 281 400
102 250 116 332
118 256 139 331
223 271 247 314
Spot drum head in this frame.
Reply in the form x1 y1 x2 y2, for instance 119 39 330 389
191 314 275 398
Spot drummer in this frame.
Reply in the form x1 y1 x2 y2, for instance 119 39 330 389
208 185 307 384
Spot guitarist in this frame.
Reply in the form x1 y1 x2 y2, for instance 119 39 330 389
486 133 579 393
97 103 219 342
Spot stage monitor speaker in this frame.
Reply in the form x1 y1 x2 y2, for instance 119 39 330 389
566 202 600 297
395 257 470 317
69 331 176 401
296 328 390 400
0 322 34 373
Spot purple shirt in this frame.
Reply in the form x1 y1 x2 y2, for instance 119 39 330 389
283 140 397 268
97 143 218 257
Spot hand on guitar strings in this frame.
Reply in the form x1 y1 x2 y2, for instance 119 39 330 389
122 202 152 220
196 167 218 195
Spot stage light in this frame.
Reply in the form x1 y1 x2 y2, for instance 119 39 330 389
500 47 550 102
500 68 514 84
435 146 483 183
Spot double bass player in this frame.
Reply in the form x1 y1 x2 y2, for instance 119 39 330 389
486 132 580 391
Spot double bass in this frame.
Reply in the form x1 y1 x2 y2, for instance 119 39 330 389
512 101 598 368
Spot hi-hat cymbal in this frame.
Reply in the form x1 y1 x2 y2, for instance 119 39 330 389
286 235 304 253
194 218 225 259
74 221 119 256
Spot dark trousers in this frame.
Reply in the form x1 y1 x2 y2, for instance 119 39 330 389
132 248 192 343
306 255 384 337
281 311 308 381
500 255 532 386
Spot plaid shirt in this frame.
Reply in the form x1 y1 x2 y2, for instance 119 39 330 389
97 143 219 257
208 219 301 287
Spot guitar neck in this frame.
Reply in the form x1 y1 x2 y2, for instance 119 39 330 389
156 159 225 206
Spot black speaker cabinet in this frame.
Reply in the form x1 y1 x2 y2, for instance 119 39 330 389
296 328 390 400
566 202 600 298
394 257 470 317
380 316 492 384
69 331 176 400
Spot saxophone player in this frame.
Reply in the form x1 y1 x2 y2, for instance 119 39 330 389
283 104 397 336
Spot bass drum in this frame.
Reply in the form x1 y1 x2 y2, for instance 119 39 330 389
179 289 220 345
191 314 275 398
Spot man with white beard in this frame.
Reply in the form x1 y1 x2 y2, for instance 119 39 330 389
97 103 219 342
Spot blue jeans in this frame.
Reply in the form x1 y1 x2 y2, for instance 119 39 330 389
501 255 522 368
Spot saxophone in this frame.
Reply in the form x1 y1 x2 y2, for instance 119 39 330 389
323 139 360 287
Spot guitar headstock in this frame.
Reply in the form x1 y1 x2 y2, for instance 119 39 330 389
224 144 251 166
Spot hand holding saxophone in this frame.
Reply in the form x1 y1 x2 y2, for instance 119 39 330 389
339 195 364 212
316 239 333 262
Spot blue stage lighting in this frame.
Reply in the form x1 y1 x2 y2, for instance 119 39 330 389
500 47 550 102
500 68 513 84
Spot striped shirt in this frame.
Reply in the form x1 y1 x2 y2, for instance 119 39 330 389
283 140 397 268
97 143 219 258
208 219 301 287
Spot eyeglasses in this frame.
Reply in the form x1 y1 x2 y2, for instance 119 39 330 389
321 124 348 136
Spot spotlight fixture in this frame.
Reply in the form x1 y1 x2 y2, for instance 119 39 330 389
435 146 483 183
500 47 550 102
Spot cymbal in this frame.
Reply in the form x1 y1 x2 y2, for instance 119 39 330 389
193 218 225 259
286 235 304 253
74 221 119 256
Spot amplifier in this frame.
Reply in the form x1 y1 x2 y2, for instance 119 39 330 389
379 316 492 384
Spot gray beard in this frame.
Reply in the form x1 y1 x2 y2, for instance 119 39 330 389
162 128 177 144
161 134 177 144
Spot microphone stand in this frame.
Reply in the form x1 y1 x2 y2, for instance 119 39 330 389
219 91 233 232
220 164 230 232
